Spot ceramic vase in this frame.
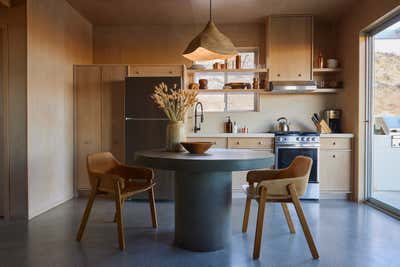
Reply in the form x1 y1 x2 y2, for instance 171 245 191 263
166 121 186 152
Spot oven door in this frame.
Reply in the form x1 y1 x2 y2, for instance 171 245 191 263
275 146 320 200
275 146 319 182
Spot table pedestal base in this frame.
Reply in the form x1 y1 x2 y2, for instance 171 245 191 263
174 171 232 252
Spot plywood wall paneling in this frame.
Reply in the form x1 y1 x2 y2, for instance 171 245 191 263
0 26 5 217
0 2 28 219
27 0 93 219
338 0 400 201
0 0 11 8
93 23 265 64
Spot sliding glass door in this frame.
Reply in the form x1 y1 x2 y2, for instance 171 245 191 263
366 15 400 215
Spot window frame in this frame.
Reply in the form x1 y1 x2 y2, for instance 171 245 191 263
194 47 260 113
365 12 400 217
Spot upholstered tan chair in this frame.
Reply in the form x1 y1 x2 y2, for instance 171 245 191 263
242 156 319 259
76 152 157 250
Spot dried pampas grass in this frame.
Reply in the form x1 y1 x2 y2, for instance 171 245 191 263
152 82 198 122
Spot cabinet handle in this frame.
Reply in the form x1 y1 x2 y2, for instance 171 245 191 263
258 141 263 145
236 141 240 145
332 154 336 158
213 142 217 145
332 142 336 146
277 74 281 77
135 71 139 74
169 71 173 74
298 74 302 77
84 141 90 145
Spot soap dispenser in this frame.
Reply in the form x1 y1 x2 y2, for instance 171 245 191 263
224 116 233 133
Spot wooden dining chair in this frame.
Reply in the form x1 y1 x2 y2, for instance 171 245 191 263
76 152 158 250
242 156 319 260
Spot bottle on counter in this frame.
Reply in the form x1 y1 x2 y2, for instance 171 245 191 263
224 116 233 133
232 122 238 134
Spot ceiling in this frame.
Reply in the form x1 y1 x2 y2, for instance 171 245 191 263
66 0 358 26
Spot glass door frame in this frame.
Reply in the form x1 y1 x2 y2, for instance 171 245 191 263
365 13 400 217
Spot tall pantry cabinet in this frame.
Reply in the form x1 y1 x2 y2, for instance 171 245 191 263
74 65 127 191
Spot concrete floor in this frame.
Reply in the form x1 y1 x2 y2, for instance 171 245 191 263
373 191 400 210
0 198 399 267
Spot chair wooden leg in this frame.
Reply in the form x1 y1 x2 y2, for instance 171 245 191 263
76 180 99 241
114 181 125 250
148 187 158 228
253 187 267 259
281 203 295 234
242 197 251 233
288 184 319 259
113 198 125 223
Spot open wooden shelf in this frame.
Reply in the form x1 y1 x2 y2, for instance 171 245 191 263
313 68 342 73
194 88 343 94
261 88 343 94
197 89 266 93
186 68 268 74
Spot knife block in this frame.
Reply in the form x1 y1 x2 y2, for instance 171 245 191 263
315 119 332 134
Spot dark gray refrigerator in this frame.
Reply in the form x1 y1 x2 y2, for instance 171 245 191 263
125 76 181 200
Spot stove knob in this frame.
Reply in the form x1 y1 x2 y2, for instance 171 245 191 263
301 137 305 141
311 137 316 141
277 137 282 142
306 137 310 141
296 137 300 141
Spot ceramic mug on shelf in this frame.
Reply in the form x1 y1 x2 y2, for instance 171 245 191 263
327 59 339 68
199 79 208 89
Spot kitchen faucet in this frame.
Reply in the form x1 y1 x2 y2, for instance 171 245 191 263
194 102 204 133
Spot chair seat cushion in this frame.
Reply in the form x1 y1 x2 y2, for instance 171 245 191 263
242 184 292 201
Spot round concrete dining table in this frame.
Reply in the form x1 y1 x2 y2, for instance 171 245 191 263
135 148 274 252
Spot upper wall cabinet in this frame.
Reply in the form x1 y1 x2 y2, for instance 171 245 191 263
129 64 184 77
266 15 313 81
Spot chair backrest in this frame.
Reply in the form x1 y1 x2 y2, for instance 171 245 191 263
87 152 120 189
283 156 313 195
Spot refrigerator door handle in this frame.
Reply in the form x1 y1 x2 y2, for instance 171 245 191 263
125 117 169 121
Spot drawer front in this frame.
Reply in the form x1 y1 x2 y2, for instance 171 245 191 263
186 137 227 148
129 65 182 77
321 138 352 150
228 138 274 149
320 150 352 192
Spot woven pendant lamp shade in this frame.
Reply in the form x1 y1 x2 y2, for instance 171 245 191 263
183 20 238 61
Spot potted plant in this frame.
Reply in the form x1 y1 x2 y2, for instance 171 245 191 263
152 82 198 152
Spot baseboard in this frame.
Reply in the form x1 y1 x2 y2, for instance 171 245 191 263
28 195 74 220
320 191 351 200
232 189 246 199
78 189 351 200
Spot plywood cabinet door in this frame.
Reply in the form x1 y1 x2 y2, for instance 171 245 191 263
75 66 102 190
320 150 352 192
267 15 313 81
101 66 127 162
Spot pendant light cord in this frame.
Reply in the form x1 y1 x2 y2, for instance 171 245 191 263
209 0 212 21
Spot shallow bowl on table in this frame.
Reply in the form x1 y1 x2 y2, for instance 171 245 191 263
180 142 214 154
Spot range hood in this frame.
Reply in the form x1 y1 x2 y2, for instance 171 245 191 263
270 81 317 93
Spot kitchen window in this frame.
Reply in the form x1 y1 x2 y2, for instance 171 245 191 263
194 48 260 112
